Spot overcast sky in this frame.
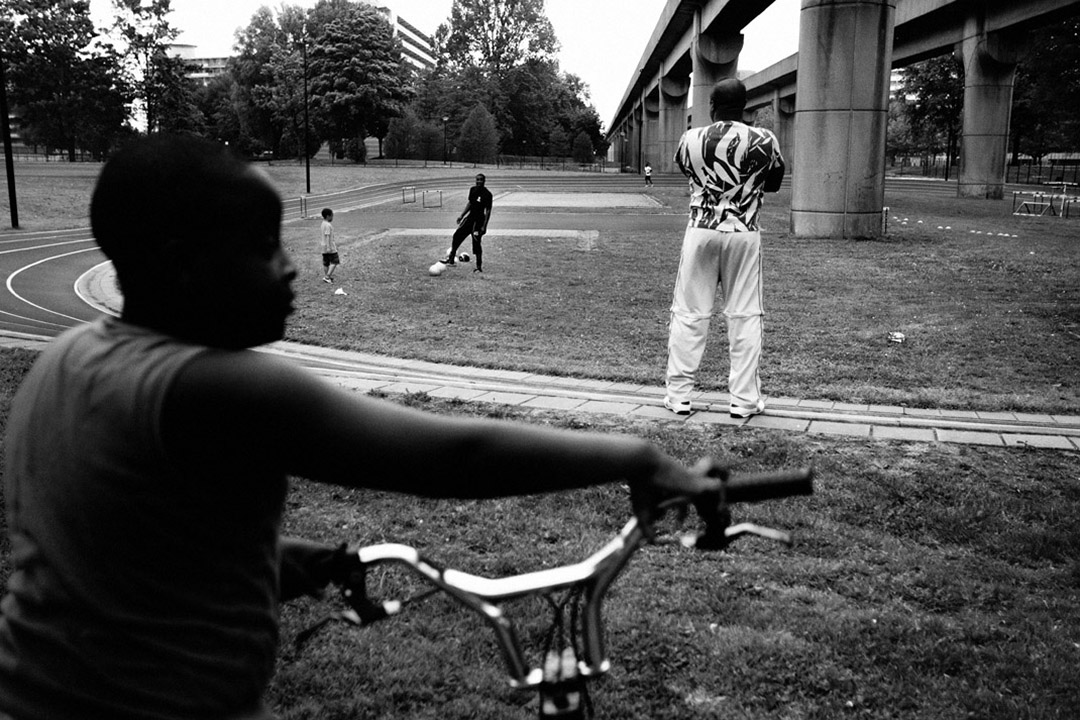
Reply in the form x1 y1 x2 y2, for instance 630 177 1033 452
89 0 800 127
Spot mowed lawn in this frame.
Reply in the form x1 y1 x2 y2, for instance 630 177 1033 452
279 175 1080 415
6 160 1078 413
1 162 1078 719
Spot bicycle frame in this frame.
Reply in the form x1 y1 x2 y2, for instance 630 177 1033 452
326 464 814 691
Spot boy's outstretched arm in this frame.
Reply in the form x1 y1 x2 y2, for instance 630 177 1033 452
163 351 712 505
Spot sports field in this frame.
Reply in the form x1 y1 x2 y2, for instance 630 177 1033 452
267 170 1080 416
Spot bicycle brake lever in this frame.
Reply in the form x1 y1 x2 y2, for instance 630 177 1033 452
338 598 403 626
340 573 402 625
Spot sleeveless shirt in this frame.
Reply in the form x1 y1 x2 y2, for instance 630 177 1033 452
0 318 286 720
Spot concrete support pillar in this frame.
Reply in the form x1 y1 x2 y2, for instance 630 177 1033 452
791 0 896 238
627 106 643 173
957 23 1022 199
771 93 796 172
643 90 661 172
659 73 689 172
614 120 630 170
691 29 743 128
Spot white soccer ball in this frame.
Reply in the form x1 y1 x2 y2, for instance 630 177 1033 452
428 262 446 276
457 253 471 263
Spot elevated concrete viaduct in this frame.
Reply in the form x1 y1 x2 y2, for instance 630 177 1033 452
607 0 1079 237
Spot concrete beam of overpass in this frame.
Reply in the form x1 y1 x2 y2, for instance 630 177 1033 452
609 0 778 132
745 0 1079 111
607 0 1077 238
610 0 1079 130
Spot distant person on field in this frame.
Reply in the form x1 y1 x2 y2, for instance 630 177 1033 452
0 134 717 720
440 173 492 273
320 207 338 283
664 78 785 418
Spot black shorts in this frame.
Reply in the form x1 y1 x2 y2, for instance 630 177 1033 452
322 252 340 265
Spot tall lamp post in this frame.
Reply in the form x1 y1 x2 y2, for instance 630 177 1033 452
442 115 449 165
0 49 18 229
301 26 311 194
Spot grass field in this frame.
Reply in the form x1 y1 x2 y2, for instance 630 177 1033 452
278 178 1079 414
6 159 1078 415
1 161 1079 719
1 349 1075 720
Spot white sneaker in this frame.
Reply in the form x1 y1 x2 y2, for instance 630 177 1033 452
663 397 692 415
729 400 765 419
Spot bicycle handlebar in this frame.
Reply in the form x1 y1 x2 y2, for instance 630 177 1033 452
308 461 813 691
724 468 814 503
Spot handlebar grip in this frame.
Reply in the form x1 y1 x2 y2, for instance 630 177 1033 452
724 467 813 504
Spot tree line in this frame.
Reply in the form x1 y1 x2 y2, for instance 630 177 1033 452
0 0 607 165
887 16 1080 171
4 1 1075 167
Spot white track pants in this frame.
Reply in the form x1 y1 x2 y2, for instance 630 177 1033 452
665 227 764 412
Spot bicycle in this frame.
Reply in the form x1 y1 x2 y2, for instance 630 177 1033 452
296 459 813 718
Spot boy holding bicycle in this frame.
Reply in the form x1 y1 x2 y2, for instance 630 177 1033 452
0 135 713 720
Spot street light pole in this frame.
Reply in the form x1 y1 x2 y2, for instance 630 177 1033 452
301 26 311 195
442 115 448 165
0 49 19 229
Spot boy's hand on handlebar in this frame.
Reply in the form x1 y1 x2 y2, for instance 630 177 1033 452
630 457 721 541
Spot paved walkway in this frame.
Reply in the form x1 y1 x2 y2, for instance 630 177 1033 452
0 263 1057 452
265 341 1080 451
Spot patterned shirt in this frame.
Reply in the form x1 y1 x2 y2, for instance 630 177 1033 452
674 120 784 232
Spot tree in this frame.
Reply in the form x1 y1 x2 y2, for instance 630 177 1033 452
572 130 594 164
73 52 135 158
417 121 442 164
439 0 558 72
548 125 569 159
456 103 498 164
384 109 421 159
411 52 603 160
146 52 203 135
195 74 242 146
110 0 197 134
408 0 610 163
230 5 289 153
307 1 412 162
900 54 964 175
0 0 130 159
253 39 313 158
1011 16 1080 162
886 96 918 165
